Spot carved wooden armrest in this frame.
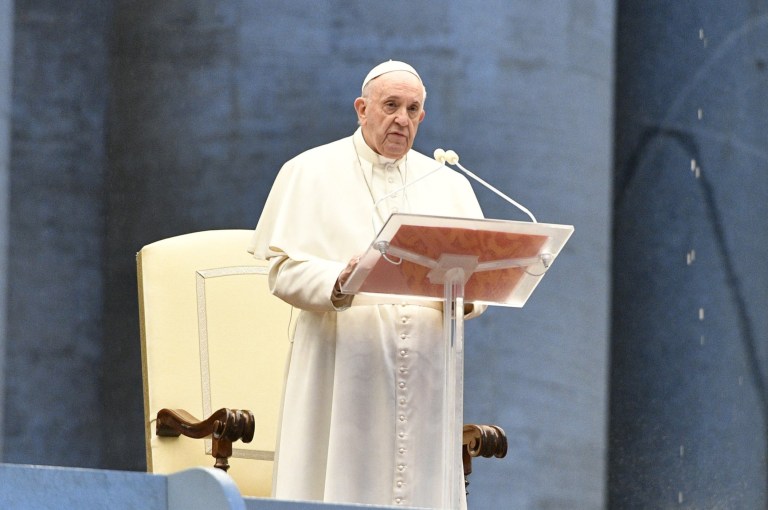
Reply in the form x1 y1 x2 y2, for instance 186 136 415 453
156 408 255 472
462 424 508 495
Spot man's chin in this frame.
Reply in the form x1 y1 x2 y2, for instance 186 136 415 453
382 143 409 159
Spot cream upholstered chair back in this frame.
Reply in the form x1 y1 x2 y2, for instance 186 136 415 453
137 229 293 497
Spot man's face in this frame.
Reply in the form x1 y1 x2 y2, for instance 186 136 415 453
355 71 426 159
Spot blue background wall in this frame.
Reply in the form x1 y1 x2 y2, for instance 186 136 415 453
610 1 768 508
1 1 765 509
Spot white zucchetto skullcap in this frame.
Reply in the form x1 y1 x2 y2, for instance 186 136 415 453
361 60 423 95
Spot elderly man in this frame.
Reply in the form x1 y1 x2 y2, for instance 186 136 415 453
249 60 483 508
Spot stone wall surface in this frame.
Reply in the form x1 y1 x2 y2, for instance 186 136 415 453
4 0 111 467
610 1 768 508
0 0 14 460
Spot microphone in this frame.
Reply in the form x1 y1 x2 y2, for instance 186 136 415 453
434 148 537 223
433 148 459 165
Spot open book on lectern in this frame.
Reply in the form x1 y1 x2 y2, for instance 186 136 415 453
340 213 574 308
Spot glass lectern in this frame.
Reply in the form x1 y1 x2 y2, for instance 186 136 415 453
341 213 574 509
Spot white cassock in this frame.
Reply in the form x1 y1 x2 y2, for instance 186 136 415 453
248 128 484 509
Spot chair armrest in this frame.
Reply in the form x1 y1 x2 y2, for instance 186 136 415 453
462 424 508 497
156 408 255 472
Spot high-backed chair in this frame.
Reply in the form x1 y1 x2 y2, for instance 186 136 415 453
138 229 506 499
138 229 292 496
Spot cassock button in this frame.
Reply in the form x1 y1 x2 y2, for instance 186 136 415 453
400 333 407 340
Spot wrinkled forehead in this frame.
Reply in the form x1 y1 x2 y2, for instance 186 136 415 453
366 71 425 102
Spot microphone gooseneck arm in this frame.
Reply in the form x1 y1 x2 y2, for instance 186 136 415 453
371 163 445 211
370 162 446 232
433 148 538 223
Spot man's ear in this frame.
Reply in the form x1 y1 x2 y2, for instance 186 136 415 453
354 97 367 124
418 109 426 124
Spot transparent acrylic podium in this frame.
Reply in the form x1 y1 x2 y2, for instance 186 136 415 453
341 213 574 509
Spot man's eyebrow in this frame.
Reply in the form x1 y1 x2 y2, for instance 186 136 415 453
381 95 422 105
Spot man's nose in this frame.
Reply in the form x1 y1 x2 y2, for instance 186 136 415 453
394 109 409 125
